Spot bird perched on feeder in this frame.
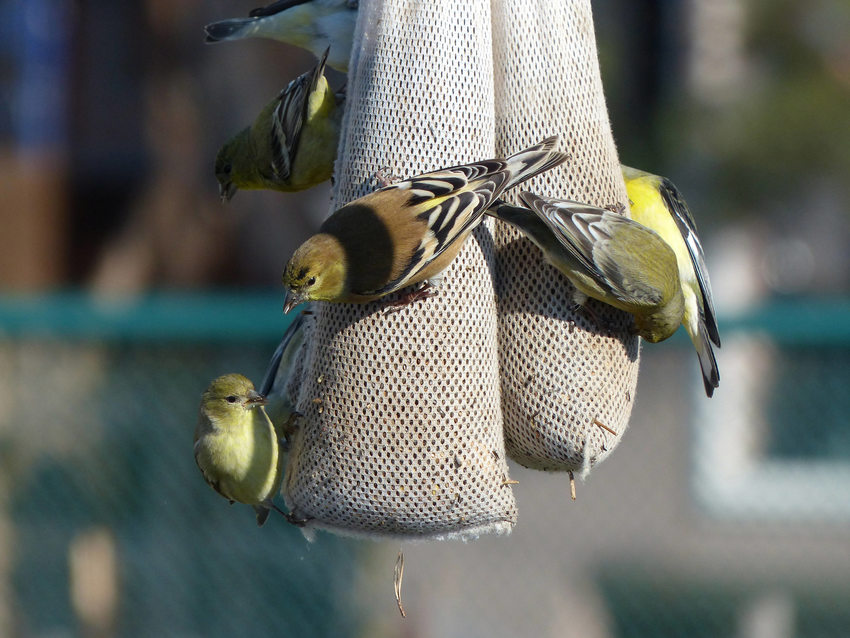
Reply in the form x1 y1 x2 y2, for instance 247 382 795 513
489 194 685 344
281 136 569 312
214 48 343 201
194 373 302 526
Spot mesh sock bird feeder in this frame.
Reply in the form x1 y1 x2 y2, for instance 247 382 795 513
281 0 639 539
492 0 640 478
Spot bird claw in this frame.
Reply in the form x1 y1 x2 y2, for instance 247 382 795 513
285 410 302 431
571 301 619 334
382 284 438 314
268 502 310 527
569 300 599 326
604 201 627 215
278 411 303 451
374 167 400 188
284 511 312 527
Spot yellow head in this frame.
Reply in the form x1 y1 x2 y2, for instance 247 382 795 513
281 234 347 312
632 293 685 343
200 374 267 425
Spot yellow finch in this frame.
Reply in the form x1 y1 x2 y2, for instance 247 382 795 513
258 312 307 433
215 48 342 201
489 194 684 343
195 374 294 526
622 165 720 397
281 136 569 312
204 0 357 72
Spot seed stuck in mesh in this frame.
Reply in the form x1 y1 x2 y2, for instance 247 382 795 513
593 418 617 436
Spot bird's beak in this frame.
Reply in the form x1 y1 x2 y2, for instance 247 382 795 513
282 290 304 314
219 181 238 202
244 389 268 407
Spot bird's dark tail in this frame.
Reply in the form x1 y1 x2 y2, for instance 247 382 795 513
204 18 257 43
254 505 271 527
504 136 570 191
694 324 720 398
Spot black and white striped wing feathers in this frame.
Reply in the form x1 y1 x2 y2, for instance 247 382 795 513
269 48 330 181
659 178 720 347
383 135 568 289
520 195 610 285
366 163 509 295
521 194 668 306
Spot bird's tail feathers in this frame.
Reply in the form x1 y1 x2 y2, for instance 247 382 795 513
308 47 331 95
250 0 298 18
693 324 720 398
504 136 570 191
204 18 257 43
254 505 271 527
486 199 531 226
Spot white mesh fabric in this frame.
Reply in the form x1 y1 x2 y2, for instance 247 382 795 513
281 0 518 540
491 0 640 477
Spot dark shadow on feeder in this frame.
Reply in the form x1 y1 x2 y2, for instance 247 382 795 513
471 222 499 293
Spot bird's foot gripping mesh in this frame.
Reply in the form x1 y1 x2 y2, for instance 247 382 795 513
281 0 639 540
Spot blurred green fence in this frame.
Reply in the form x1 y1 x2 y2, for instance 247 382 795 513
0 292 359 638
1 292 849 638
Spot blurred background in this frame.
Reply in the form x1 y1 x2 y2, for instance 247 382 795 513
1 0 849 636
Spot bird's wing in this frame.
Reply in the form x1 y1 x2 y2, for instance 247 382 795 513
522 194 670 307
317 138 566 297
251 0 359 17
519 194 614 288
193 439 234 503
389 137 567 286
269 48 330 181
659 177 721 347
249 0 311 17
367 161 510 294
590 215 674 307
259 312 305 397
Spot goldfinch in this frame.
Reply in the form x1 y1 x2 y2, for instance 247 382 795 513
215 48 342 201
622 165 720 397
281 136 569 312
195 374 291 526
489 194 685 344
204 0 357 72
258 312 307 433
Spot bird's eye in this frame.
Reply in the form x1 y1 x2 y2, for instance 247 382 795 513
226 395 238 403
307 277 316 286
